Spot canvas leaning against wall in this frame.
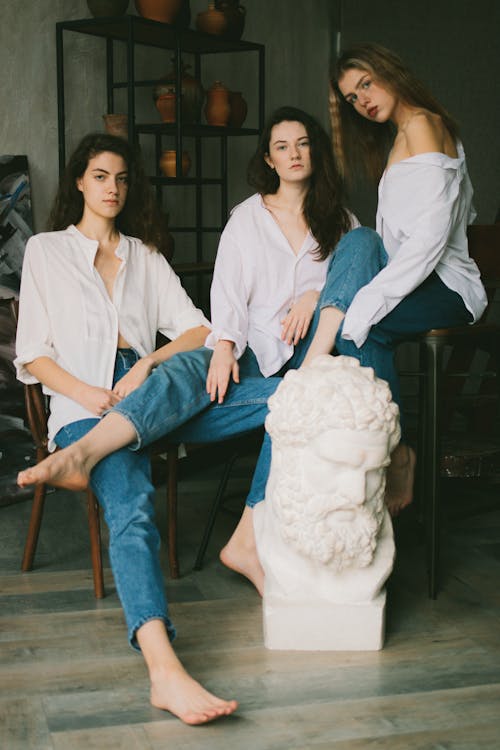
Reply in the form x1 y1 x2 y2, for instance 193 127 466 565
0 155 34 505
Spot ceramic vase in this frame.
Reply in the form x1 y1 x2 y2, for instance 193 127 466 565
205 81 231 126
103 113 129 139
215 0 245 40
196 2 228 35
153 63 204 124
159 149 191 177
87 0 129 16
228 91 247 127
135 0 182 23
155 91 176 122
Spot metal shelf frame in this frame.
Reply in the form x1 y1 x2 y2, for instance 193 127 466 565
56 14 265 303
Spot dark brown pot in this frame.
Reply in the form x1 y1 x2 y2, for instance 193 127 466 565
153 63 204 124
215 0 245 40
228 91 247 127
196 2 228 35
135 0 182 23
87 0 129 16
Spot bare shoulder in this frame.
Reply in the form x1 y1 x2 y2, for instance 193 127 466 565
402 110 454 156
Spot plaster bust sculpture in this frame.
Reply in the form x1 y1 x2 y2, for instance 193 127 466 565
253 355 401 650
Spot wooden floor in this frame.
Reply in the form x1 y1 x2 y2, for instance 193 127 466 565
1 456 500 749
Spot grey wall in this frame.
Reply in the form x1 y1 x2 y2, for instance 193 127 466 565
338 0 500 226
1 0 497 241
0 0 333 237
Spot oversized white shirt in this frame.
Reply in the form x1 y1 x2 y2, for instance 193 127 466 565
15 225 210 448
205 193 359 376
342 143 488 347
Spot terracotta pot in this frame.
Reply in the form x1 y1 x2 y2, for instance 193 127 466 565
205 81 231 126
215 0 245 40
155 91 176 123
103 113 129 139
135 0 182 23
228 91 247 127
159 149 191 177
196 2 228 35
153 63 204 124
87 0 129 16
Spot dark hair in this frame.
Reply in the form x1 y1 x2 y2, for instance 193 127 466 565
48 133 172 257
247 106 352 260
330 43 459 183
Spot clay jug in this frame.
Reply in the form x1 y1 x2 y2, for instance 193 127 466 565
155 91 176 123
228 91 247 127
153 63 204 124
205 81 231 126
159 149 191 177
135 0 182 23
103 113 129 139
87 0 129 16
196 2 228 35
215 0 245 40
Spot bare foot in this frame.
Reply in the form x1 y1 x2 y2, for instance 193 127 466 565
17 444 91 491
220 541 265 597
150 665 238 725
385 443 416 517
220 506 264 596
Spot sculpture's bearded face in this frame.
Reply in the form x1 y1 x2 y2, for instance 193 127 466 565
272 429 390 571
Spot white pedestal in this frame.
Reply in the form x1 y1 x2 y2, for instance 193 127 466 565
262 590 387 651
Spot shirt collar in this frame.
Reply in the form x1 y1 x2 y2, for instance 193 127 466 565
67 224 128 266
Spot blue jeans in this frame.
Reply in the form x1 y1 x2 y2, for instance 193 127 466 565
55 349 175 651
56 349 280 650
245 226 473 507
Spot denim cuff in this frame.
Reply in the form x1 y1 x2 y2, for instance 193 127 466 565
318 297 349 314
129 614 177 653
107 406 143 451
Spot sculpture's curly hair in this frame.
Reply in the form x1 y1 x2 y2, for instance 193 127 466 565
266 355 400 449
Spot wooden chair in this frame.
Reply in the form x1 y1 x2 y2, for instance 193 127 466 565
10 299 261 591
10 299 105 598
417 225 500 598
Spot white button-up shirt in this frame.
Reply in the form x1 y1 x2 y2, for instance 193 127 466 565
15 225 209 448
205 193 358 376
342 143 488 347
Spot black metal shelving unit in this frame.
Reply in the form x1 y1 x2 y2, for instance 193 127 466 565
55 14 265 303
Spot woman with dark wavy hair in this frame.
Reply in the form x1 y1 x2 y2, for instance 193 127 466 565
302 43 487 514
15 132 240 724
205 106 357 591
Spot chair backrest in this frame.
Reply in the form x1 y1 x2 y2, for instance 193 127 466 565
9 299 49 454
467 224 500 289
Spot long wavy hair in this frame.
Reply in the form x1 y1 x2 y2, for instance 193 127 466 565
330 43 459 183
48 133 171 257
247 106 351 260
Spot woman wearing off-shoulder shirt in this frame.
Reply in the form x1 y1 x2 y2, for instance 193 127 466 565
302 43 487 515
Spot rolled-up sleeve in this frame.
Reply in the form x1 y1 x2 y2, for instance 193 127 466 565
14 237 55 384
205 226 249 359
343 163 460 347
155 253 210 340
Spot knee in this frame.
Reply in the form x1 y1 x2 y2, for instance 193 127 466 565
336 226 384 260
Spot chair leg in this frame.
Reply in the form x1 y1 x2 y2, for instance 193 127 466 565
86 490 105 599
194 453 239 571
21 482 47 572
166 448 180 579
424 339 443 599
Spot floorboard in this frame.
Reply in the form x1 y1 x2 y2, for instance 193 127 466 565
1 458 499 749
